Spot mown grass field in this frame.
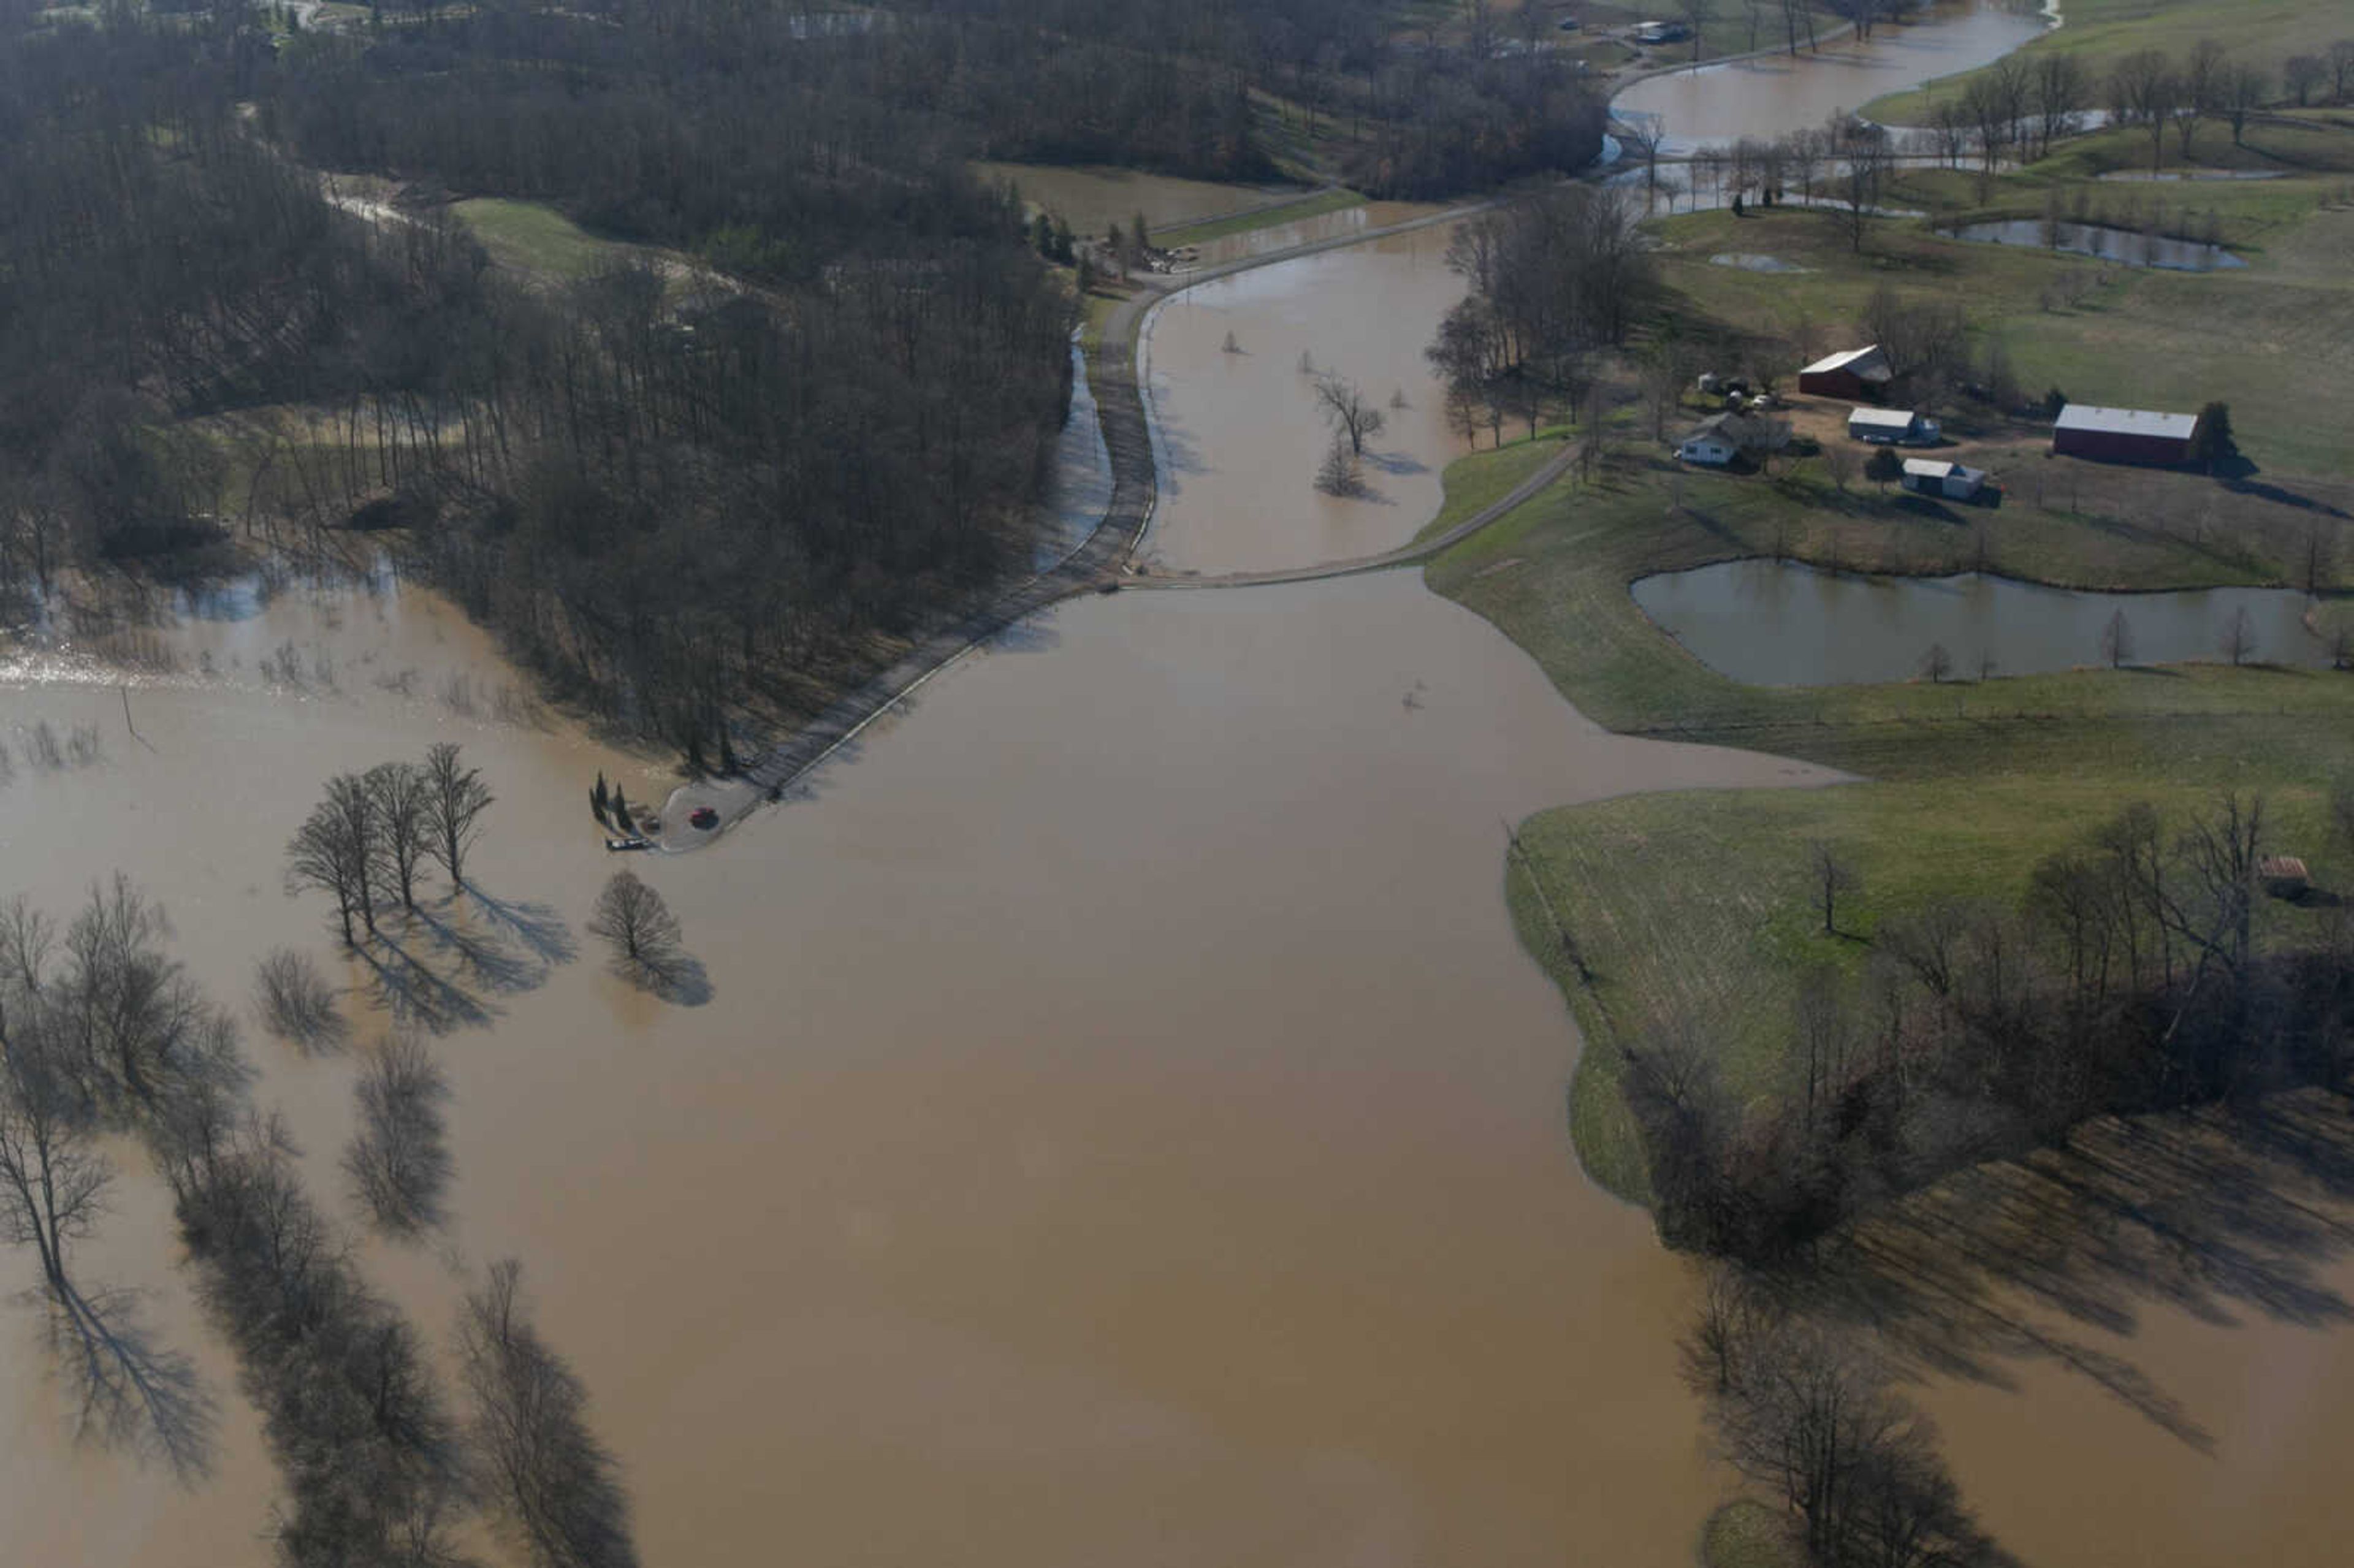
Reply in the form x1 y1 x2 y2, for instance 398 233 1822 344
452 197 620 280
1862 0 2354 124
1156 187 1367 248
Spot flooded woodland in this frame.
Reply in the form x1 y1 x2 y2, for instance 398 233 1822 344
10 7 2354 1567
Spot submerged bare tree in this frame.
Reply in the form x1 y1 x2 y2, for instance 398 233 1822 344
459 1260 640 1568
424 743 494 891
368 761 433 913
1313 374 1387 457
343 1034 452 1238
288 776 379 945
587 872 684 988
253 947 346 1053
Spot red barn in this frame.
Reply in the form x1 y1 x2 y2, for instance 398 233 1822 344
2052 404 2204 465
1797 345 1892 402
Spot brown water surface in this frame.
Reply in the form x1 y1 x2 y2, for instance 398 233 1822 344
1612 0 2051 152
1 563 1831 1567
1143 223 1469 575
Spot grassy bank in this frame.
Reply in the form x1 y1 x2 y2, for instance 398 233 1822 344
1155 186 1366 248
1862 0 2352 123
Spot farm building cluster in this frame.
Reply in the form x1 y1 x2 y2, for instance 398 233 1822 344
1673 340 2210 501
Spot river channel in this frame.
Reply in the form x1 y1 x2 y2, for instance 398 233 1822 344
10 6 2354 1567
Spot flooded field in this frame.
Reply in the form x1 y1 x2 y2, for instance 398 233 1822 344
1612 0 2051 152
1143 221 1468 574
1635 560 2331 685
1 561 1832 1568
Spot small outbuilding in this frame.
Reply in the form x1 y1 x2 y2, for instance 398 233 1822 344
1902 459 1987 500
1797 345 1894 402
1849 407 1939 446
2259 856 2310 899
2052 404 2204 465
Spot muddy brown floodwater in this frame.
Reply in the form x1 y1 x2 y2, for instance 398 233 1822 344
1143 220 1468 576
2 563 1834 1567
1611 0 2051 152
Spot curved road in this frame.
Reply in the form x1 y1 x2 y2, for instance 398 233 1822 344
652 200 1554 850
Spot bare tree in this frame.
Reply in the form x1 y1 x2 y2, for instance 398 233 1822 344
1809 840 1859 936
2222 64 2269 145
288 782 375 945
2100 607 2135 668
2285 55 2328 107
2032 52 2091 159
2222 605 2258 666
1313 435 1363 497
0 1024 109 1297
459 1260 641 1568
1314 374 1387 457
2111 49 2180 174
587 871 683 984
343 1033 451 1238
1919 643 1953 685
367 761 432 912
423 742 493 890
2335 39 2354 101
1678 0 1716 64
2178 37 2227 156
253 947 346 1052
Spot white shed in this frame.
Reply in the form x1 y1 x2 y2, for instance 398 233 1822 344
1901 459 1986 500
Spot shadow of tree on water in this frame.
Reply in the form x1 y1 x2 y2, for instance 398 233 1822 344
354 933 497 1035
26 1279 215 1484
1796 1090 2354 1452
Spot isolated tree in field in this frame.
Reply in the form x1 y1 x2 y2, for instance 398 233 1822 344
2177 38 2226 157
423 742 493 889
343 1033 451 1238
2100 608 2135 669
288 783 375 946
1808 840 1858 936
587 870 682 983
367 761 432 912
1678 0 1715 63
1919 643 1953 684
1822 443 1857 493
2222 65 2268 145
592 774 610 826
2111 50 2179 174
253 947 345 1052
459 1260 641 1568
1314 375 1385 457
1865 446 1903 494
2285 55 2328 107
2222 606 2258 667
2190 400 2236 471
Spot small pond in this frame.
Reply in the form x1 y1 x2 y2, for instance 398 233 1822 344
1945 218 2244 272
1634 560 2335 687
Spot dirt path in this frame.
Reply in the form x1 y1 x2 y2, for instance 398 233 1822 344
652 200 1529 851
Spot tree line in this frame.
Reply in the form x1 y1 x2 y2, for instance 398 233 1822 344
1626 791 2354 1265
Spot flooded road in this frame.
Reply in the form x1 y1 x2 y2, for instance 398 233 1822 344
1612 0 2052 152
1143 221 1468 575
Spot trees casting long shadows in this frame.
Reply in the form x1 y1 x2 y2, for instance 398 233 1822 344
587 870 710 1006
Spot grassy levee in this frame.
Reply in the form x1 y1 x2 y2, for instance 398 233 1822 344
1861 0 2354 124
1155 188 1367 248
1409 433 1570 546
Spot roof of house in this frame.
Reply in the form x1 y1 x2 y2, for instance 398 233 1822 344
1800 345 1893 381
1902 459 1983 481
2054 404 2200 441
2259 856 2310 881
1848 406 1919 428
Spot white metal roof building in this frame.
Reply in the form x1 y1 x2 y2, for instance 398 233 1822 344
2054 405 2200 441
